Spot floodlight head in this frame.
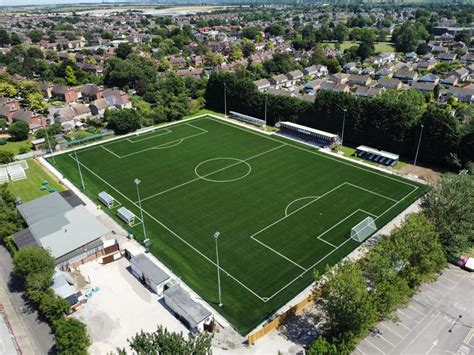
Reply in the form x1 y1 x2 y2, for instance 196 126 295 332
134 178 141 185
213 231 220 239
342 108 347 112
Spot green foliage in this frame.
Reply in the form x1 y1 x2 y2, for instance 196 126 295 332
0 82 18 97
9 121 30 142
116 43 133 59
0 184 24 242
127 325 212 354
308 337 339 355
0 150 14 164
105 108 141 135
27 92 47 113
54 318 91 355
422 173 474 256
64 65 77 85
38 289 69 322
13 247 56 281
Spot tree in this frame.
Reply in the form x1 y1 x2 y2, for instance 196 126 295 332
116 43 133 59
64 65 77 85
0 28 10 46
242 26 261 40
454 30 471 45
27 30 43 43
38 290 69 322
317 261 377 344
105 108 141 134
8 121 30 141
127 326 212 354
54 318 91 355
27 92 47 113
421 172 474 257
0 150 14 164
19 80 41 97
309 337 338 355
0 82 17 97
228 45 243 62
13 247 56 281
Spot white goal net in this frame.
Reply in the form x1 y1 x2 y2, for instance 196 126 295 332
351 217 377 242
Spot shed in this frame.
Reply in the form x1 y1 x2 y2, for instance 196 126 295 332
130 253 170 295
163 285 213 332
117 207 135 225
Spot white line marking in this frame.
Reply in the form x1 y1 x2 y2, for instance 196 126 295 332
127 128 172 143
101 145 121 158
317 236 337 248
314 209 366 243
378 322 404 339
68 154 267 301
345 182 399 202
185 122 209 133
139 144 286 203
401 311 441 354
251 237 306 271
284 196 320 217
365 339 386 355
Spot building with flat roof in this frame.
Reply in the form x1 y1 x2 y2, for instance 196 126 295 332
130 253 170 295
13 192 110 266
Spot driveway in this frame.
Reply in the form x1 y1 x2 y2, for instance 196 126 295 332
355 264 474 355
0 246 55 354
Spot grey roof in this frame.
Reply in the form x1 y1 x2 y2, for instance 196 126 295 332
17 192 72 226
59 190 84 208
12 228 39 249
131 254 170 286
17 193 109 259
164 285 212 329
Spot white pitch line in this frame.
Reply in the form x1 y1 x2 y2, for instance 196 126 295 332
284 196 320 217
127 128 172 143
206 116 419 190
345 182 399 203
101 145 121 158
314 209 365 242
185 122 209 133
317 236 337 248
68 154 267 302
139 144 286 203
251 236 306 271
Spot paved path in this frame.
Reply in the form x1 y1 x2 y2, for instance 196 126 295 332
355 264 474 355
0 246 55 354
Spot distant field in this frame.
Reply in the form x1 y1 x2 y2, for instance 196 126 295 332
323 41 396 53
49 115 427 334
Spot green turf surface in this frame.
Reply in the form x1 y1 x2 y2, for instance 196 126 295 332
48 115 428 334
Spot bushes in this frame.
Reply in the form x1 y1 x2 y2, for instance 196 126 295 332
311 214 447 352
8 121 30 141
0 150 14 164
12 247 91 354
0 185 24 242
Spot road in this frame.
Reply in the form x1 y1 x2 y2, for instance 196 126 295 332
0 245 55 354
355 264 474 355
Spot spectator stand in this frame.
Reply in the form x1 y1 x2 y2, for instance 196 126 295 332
279 121 341 148
229 111 266 127
356 145 399 167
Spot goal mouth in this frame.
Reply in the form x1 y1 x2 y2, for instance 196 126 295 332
351 217 377 242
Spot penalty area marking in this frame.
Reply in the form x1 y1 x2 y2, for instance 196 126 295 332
127 128 172 143
285 196 320 217
194 157 252 183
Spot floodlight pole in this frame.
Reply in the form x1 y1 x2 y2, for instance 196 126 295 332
341 108 347 146
44 128 56 165
264 94 267 127
75 150 85 190
134 178 149 251
223 82 227 117
414 124 424 167
213 231 222 307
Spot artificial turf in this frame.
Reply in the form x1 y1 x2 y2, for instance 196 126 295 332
48 115 428 335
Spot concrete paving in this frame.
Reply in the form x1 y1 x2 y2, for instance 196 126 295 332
0 246 54 354
355 264 474 355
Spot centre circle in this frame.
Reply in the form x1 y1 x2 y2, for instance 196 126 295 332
194 157 252 183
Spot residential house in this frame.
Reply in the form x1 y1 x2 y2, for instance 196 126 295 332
374 68 394 80
176 68 203 79
303 65 328 78
451 68 470 82
169 57 187 68
343 62 357 73
436 53 457 63
411 82 437 96
440 75 458 88
81 84 104 102
286 70 304 86
39 82 53 99
329 73 350 85
191 55 204 67
304 79 323 93
89 98 110 117
405 52 418 62
49 104 92 131
253 78 271 91
319 81 350 93
418 74 440 85
393 70 418 84
103 89 131 109
460 53 474 64
377 78 403 90
441 87 474 103
11 109 45 131
431 46 449 55
361 67 375 75
269 74 288 89
416 59 438 71
51 85 79 103
0 98 20 122
354 86 386 98
348 74 372 87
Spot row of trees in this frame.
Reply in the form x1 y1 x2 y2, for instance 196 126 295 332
205 71 473 167
12 247 91 354
310 168 473 353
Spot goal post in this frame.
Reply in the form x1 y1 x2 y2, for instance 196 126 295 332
351 217 377 242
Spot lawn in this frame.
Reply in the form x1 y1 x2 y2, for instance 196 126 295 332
7 159 66 202
0 139 32 156
48 115 427 334
323 41 396 53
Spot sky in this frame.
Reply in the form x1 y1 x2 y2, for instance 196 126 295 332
1 0 127 7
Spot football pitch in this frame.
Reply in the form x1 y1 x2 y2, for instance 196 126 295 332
49 115 428 334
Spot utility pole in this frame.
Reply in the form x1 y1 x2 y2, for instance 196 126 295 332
75 150 85 190
414 124 424 166
223 82 227 117
134 178 149 251
341 108 347 146
44 128 55 164
213 231 222 306
264 94 267 127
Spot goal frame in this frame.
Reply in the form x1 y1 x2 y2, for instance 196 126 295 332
351 216 377 242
